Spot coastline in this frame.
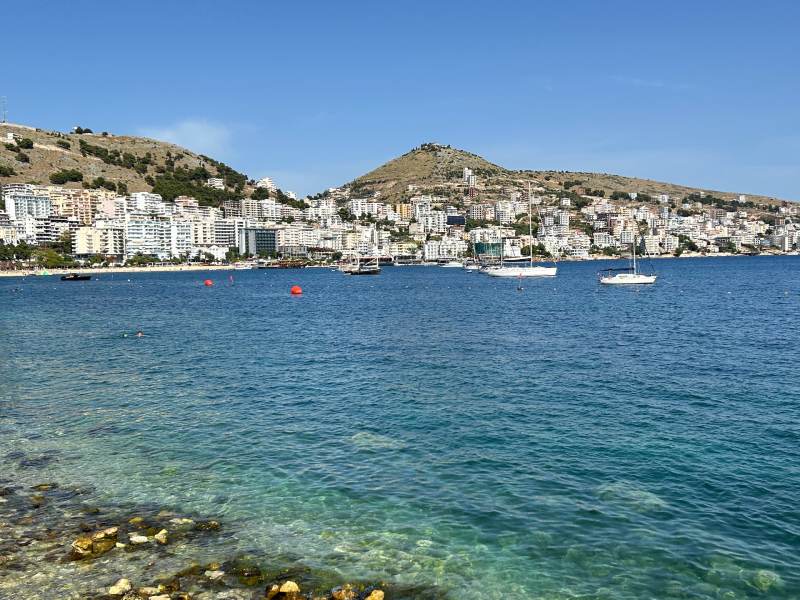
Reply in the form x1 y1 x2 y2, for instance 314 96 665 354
1 252 794 278
0 264 237 278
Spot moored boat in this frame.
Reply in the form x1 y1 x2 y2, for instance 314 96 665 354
60 273 92 281
599 235 657 285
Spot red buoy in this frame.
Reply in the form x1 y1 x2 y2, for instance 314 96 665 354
290 285 303 295
204 279 214 287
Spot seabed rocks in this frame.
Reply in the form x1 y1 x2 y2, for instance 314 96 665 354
0 475 429 600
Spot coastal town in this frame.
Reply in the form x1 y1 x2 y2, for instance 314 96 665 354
1 139 799 271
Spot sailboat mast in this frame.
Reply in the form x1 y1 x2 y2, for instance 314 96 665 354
633 234 637 274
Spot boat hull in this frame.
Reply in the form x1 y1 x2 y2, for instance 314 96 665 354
484 266 557 278
600 274 657 285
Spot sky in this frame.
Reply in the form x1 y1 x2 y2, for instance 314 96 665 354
3 0 799 199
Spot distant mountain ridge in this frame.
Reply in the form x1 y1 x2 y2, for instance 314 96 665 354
1 124 792 208
345 142 791 207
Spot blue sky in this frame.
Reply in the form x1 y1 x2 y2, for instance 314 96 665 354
4 0 799 199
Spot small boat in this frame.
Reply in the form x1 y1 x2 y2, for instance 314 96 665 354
441 261 463 268
61 273 92 281
464 263 481 271
599 236 657 285
341 255 381 275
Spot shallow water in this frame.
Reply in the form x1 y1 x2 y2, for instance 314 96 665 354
1 257 799 598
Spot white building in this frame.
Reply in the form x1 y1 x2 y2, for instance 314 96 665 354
255 177 277 191
4 193 52 221
423 237 467 260
206 177 225 190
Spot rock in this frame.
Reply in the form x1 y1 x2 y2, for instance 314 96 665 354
363 591 384 600
137 587 160 596
279 581 300 593
154 529 168 544
92 537 117 555
129 516 144 525
121 593 146 600
169 517 195 527
331 585 356 600
109 578 133 595
116 542 127 549
751 569 781 592
29 494 45 508
92 526 119 540
129 534 150 544
148 596 170 600
70 535 94 559
31 483 57 491
205 569 225 581
195 519 221 531
264 585 280 600
0 487 14 496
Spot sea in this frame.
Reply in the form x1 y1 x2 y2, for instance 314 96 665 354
1 256 798 599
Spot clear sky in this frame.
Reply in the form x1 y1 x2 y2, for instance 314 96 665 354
4 0 798 199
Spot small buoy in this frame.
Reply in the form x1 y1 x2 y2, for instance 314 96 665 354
204 279 214 287
290 285 303 295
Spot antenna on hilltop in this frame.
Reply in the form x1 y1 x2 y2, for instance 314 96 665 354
0 97 7 123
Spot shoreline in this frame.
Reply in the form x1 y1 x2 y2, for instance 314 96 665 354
0 264 237 278
0 252 795 278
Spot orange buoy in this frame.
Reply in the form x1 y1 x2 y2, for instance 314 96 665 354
204 279 214 287
290 285 303 295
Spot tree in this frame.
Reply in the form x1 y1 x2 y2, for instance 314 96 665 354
50 169 84 184
17 138 34 150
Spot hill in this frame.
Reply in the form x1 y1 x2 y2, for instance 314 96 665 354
0 122 252 205
345 143 791 208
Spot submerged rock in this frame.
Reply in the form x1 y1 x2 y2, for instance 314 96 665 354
195 519 221 531
750 569 782 592
205 569 226 581
154 529 168 545
363 591 384 600
350 431 406 450
129 534 150 545
331 584 356 600
596 481 668 512
109 577 133 595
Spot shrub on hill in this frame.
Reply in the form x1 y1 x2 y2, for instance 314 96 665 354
50 169 84 184
78 140 153 174
151 168 239 206
56 140 71 150
0 164 16 177
15 152 30 163
16 138 34 150
87 177 118 191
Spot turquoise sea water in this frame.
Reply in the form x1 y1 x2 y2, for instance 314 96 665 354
1 257 798 599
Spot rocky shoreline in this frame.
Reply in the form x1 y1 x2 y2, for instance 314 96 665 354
0 474 438 600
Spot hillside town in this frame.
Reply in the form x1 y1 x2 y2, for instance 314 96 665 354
1 163 799 269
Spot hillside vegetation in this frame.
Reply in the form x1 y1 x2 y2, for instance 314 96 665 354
0 122 252 205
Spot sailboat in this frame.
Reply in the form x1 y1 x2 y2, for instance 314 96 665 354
340 223 381 275
598 235 657 284
484 183 557 278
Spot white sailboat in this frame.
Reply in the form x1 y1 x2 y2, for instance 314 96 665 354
599 235 657 284
485 183 557 278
